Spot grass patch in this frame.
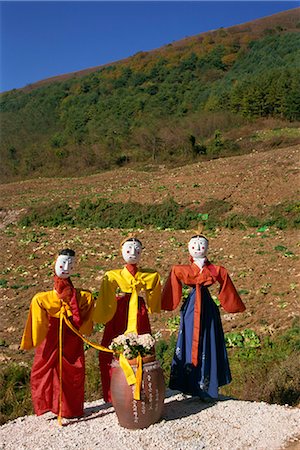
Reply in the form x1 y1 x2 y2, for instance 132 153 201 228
19 198 300 231
0 279 8 288
0 363 33 425
19 197 227 230
155 334 177 381
85 351 102 402
251 127 300 141
263 201 300 230
221 318 300 406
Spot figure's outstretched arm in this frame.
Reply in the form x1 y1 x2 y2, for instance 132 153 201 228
217 266 246 313
93 273 118 324
161 267 182 311
20 294 49 350
146 272 161 313
78 290 94 335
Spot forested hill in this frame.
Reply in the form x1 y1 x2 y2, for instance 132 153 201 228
1 8 300 182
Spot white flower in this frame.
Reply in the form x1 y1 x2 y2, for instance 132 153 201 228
109 332 156 358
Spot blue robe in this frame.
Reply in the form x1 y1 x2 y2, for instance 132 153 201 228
169 286 231 398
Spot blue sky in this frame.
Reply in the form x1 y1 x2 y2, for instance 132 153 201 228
0 1 298 92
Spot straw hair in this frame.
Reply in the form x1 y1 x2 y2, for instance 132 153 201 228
190 223 208 242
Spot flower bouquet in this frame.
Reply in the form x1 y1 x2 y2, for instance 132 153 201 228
109 332 156 360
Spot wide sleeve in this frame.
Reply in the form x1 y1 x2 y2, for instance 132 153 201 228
145 272 161 313
217 266 246 313
161 267 183 311
78 290 94 336
93 272 118 324
20 293 49 350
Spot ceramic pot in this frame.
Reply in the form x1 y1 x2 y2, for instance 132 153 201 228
110 355 165 429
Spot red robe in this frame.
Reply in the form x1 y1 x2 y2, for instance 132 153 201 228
31 315 85 418
21 286 93 419
99 264 151 403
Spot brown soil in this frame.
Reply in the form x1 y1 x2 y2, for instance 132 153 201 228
0 145 299 365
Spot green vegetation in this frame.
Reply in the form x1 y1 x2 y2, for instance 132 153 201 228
0 363 33 425
225 329 260 348
19 198 300 231
19 197 200 229
0 279 8 288
166 315 181 334
156 334 178 381
85 352 102 402
221 318 300 406
0 339 8 347
251 127 300 141
1 14 300 181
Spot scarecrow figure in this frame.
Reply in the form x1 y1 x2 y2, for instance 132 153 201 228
20 249 94 421
162 234 246 400
93 237 161 403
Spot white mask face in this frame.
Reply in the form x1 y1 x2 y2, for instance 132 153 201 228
121 240 142 264
55 254 76 279
188 237 208 259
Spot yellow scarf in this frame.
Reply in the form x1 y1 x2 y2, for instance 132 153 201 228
20 290 93 350
93 267 161 333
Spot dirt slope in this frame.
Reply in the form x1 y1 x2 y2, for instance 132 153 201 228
0 145 298 214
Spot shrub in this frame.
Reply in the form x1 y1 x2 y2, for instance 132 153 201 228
261 355 300 406
115 155 130 167
19 203 74 227
19 198 299 231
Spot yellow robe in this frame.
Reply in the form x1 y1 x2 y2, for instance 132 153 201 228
20 289 94 350
93 267 161 334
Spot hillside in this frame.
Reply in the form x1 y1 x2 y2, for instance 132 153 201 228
1 8 300 181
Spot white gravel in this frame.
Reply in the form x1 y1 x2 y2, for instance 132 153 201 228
1 390 299 450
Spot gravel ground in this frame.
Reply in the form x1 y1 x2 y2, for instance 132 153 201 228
1 391 299 450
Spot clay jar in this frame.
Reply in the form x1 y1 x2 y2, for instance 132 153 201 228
110 355 165 429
